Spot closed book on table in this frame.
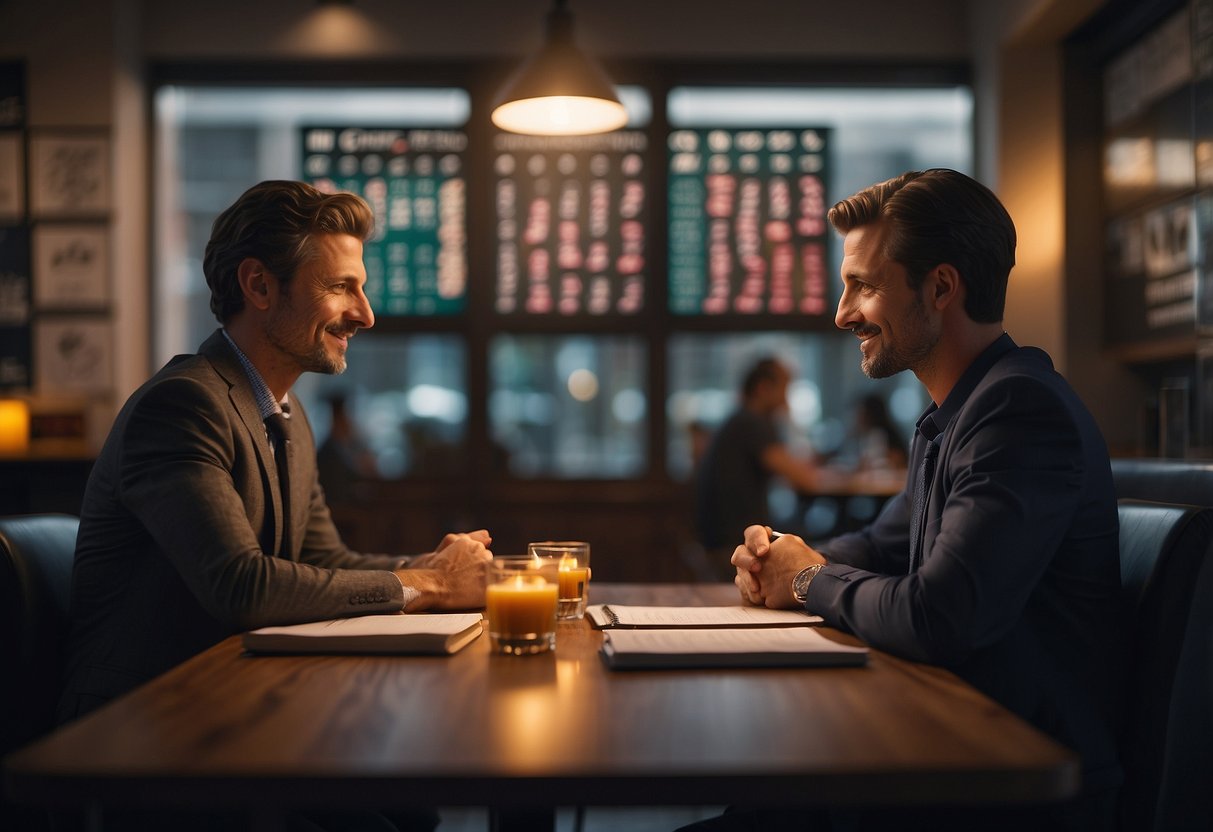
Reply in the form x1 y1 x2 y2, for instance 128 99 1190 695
242 613 483 655
600 627 868 670
586 604 822 628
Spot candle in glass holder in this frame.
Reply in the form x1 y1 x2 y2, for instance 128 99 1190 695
487 557 559 655
558 557 588 601
529 541 591 620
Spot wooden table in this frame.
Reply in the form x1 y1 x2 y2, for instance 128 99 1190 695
3 583 1078 820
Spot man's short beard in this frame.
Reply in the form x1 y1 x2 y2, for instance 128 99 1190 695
264 304 348 376
861 351 901 380
303 345 346 375
859 296 936 379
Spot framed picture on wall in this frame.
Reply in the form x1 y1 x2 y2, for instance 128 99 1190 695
29 131 110 218
34 315 112 394
33 224 108 309
0 132 22 220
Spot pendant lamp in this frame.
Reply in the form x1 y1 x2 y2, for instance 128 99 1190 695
491 0 628 136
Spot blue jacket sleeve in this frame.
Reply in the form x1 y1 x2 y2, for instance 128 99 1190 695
805 374 1088 665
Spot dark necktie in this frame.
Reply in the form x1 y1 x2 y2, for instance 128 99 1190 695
908 437 939 573
265 408 292 558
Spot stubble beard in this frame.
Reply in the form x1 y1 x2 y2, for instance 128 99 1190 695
859 298 937 380
265 305 349 376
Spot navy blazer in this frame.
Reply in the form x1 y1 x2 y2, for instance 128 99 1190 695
807 335 1123 792
59 331 407 720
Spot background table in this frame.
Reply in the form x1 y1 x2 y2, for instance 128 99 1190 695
4 583 1078 818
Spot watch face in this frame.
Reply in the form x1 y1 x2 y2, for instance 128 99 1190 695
793 565 820 602
793 571 811 602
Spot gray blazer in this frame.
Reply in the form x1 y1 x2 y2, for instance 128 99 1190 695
59 330 405 720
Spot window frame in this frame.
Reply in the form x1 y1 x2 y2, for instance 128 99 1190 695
149 59 972 487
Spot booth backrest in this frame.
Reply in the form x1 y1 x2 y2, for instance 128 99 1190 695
1150 546 1213 831
1110 457 1213 507
0 513 78 832
1115 499 1213 832
0 514 77 751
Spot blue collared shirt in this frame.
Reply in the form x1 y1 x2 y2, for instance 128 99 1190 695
220 329 288 418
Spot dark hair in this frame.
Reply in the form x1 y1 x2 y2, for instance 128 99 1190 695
827 169 1015 323
742 357 787 397
202 180 374 323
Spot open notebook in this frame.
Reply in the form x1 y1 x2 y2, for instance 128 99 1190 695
242 613 483 655
586 604 822 629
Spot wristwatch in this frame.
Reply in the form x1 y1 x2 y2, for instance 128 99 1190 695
791 563 825 604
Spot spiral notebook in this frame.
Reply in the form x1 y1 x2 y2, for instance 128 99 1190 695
586 604 822 629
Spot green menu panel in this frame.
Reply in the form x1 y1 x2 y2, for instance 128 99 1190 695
493 131 648 316
668 128 830 316
302 127 467 316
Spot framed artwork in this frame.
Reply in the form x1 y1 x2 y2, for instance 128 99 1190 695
33 224 108 309
34 316 112 394
29 132 110 218
0 132 22 219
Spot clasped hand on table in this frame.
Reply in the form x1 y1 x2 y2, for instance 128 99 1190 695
732 525 827 609
397 529 494 611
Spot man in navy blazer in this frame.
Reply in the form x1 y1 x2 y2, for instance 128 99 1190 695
61 182 493 725
723 170 1122 831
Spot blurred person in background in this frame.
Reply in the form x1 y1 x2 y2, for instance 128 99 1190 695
316 393 378 501
693 357 818 571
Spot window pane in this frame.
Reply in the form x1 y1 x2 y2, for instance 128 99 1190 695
667 86 973 311
490 335 646 478
153 85 470 365
302 126 469 316
667 127 830 315
292 334 467 489
666 332 927 482
493 86 652 317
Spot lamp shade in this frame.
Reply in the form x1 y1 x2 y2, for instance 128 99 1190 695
491 2 627 136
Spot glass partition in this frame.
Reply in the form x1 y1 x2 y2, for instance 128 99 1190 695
489 335 646 478
153 85 471 363
152 78 971 484
292 334 468 486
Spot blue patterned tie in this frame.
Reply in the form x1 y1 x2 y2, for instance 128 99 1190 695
908 438 939 573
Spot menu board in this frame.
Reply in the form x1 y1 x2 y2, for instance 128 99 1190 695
301 127 467 316
667 128 830 315
493 131 647 315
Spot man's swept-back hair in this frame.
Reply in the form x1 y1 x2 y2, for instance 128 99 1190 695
827 169 1015 323
203 180 374 323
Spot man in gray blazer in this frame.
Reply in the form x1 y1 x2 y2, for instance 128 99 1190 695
60 181 492 724
717 170 1122 831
